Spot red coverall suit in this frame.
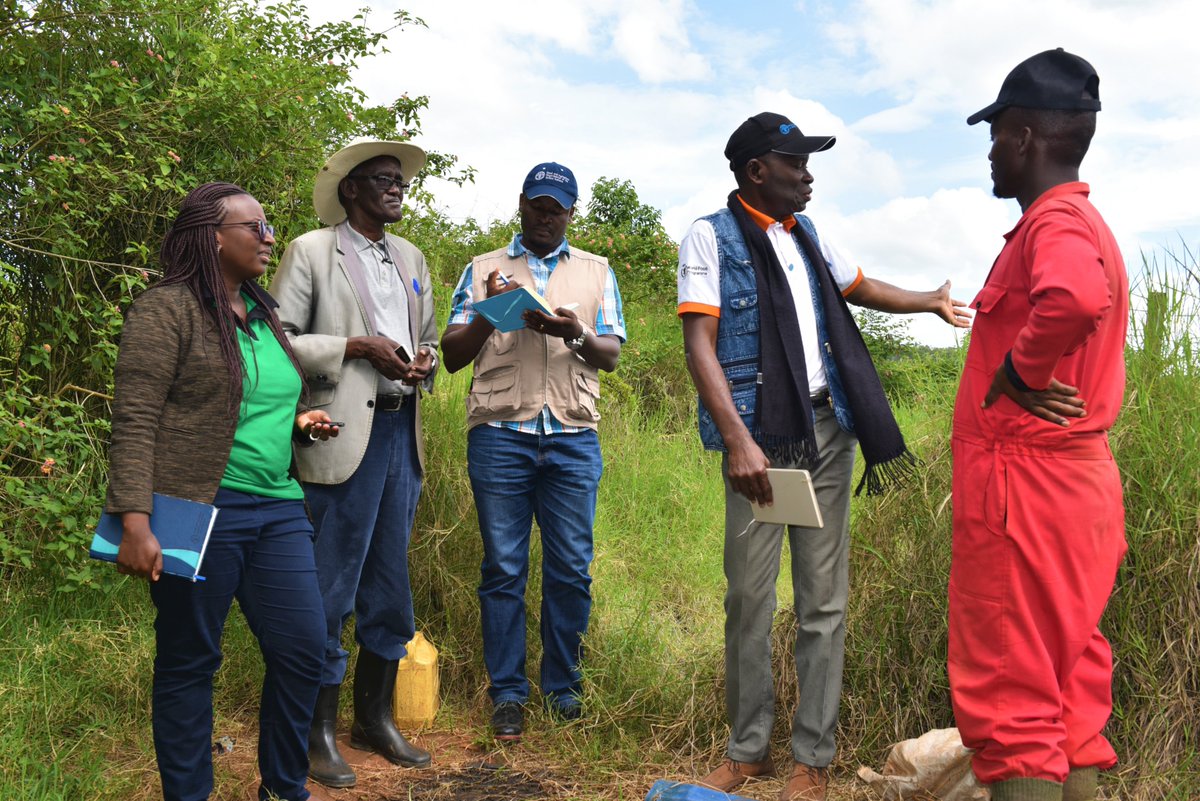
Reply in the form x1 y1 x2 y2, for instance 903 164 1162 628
949 182 1129 785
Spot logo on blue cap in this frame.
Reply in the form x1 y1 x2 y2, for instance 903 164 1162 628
523 162 578 209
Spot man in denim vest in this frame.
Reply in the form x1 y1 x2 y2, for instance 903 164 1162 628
678 112 971 801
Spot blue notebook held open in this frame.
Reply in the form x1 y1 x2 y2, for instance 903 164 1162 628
471 286 556 333
90 493 218 582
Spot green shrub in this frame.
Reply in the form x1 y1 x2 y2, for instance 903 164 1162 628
0 0 469 582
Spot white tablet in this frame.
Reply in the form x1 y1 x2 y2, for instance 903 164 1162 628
750 468 824 528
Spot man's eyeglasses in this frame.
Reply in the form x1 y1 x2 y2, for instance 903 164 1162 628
217 219 275 241
348 174 412 192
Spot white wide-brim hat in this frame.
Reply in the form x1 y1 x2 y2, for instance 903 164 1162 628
313 138 427 226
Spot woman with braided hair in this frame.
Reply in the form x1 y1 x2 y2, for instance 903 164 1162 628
105 182 339 801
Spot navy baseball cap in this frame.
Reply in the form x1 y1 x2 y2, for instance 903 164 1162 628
967 48 1101 125
522 162 578 209
724 112 835 169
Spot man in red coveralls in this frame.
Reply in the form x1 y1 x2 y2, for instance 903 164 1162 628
950 49 1129 801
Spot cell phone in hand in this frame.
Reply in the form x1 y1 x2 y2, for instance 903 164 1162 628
394 345 411 363
327 421 345 428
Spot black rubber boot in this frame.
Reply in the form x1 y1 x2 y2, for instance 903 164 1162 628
348 650 431 768
307 684 356 788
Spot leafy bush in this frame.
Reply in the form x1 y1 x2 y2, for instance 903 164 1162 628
573 177 679 304
0 0 464 581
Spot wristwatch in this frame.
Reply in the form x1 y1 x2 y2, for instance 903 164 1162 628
564 324 591 351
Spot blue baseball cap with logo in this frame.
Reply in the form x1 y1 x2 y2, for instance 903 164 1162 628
522 162 579 209
724 111 836 169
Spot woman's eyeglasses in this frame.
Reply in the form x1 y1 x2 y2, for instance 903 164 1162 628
217 219 276 241
348 174 412 192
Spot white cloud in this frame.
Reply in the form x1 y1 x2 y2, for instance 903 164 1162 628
816 188 1015 347
610 0 712 83
295 0 1200 344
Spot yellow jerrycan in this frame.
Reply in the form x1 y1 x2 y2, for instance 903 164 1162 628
392 630 439 728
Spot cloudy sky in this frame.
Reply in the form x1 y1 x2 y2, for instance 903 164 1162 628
303 0 1199 345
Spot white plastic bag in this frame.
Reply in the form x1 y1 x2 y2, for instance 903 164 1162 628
857 728 989 800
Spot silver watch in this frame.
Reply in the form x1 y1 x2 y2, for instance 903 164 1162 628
564 324 591 351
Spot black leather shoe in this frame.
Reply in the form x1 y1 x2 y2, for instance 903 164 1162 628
308 684 357 787
348 650 432 768
491 701 524 742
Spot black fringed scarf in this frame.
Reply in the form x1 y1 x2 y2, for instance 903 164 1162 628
727 191 916 495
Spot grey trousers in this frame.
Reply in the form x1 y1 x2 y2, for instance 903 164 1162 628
721 404 856 768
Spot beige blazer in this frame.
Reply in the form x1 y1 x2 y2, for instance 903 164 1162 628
271 223 438 485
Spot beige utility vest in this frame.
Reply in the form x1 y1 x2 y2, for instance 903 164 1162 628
467 246 610 431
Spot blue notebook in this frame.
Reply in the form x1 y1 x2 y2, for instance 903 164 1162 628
471 286 556 333
90 493 218 582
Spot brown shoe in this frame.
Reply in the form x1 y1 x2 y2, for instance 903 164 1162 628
779 762 828 801
697 758 776 792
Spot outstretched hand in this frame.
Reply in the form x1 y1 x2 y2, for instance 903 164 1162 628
934 280 973 328
983 369 1087 427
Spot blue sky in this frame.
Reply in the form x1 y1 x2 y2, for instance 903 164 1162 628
304 0 1200 345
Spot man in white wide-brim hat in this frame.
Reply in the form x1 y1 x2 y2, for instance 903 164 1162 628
271 137 439 787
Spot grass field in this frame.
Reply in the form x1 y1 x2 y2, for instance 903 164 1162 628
1 259 1196 800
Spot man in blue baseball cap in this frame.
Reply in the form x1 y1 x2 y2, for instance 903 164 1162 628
441 162 626 742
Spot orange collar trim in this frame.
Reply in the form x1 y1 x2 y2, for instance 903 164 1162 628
737 195 797 233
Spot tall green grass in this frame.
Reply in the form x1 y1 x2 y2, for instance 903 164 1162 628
841 253 1199 800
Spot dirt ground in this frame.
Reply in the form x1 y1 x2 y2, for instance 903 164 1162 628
300 732 578 801
215 725 877 801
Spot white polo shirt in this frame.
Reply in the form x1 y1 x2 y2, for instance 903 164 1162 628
677 197 862 393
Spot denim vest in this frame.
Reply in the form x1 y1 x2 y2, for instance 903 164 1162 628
695 208 855 452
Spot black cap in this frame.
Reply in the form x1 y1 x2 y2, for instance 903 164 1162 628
967 48 1101 126
724 112 835 169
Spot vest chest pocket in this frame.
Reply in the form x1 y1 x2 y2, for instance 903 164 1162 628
722 288 759 335
467 364 521 416
489 330 519 356
566 368 600 422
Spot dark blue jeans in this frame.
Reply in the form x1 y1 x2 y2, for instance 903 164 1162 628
149 487 324 801
467 425 603 709
304 400 422 685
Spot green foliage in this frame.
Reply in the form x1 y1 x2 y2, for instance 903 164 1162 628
854 307 966 404
855 307 917 360
573 176 679 303
0 0 469 580
585 176 664 237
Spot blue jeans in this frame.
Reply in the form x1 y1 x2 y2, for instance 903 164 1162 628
467 425 603 708
149 487 324 801
304 400 422 685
